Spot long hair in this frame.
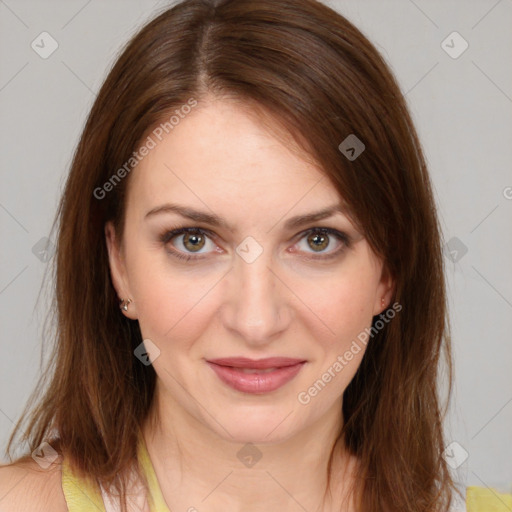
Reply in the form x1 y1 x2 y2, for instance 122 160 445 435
4 1 459 510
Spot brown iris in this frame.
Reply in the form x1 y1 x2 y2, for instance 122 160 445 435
182 231 206 252
307 232 329 252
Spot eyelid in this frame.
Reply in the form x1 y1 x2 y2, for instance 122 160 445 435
159 226 217 244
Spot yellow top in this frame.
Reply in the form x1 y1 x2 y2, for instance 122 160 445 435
61 437 508 512
466 485 512 512
61 432 171 512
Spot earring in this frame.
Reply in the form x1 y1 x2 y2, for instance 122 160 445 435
119 298 132 311
381 298 385 309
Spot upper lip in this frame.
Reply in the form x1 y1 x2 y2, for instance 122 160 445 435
207 357 306 369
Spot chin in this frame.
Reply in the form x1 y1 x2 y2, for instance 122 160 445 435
204 403 303 445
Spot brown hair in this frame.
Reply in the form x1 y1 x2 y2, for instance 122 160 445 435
4 0 460 510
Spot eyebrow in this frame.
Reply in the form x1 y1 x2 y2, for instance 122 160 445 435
144 202 350 231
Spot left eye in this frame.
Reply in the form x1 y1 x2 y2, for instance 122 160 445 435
293 228 349 257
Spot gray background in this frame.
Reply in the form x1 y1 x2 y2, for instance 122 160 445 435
1 0 511 498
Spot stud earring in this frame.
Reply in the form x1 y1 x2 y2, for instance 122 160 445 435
381 297 385 308
119 298 132 311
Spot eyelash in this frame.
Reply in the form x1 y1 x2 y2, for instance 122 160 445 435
158 226 351 262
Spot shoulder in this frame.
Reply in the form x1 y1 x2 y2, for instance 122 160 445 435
0 456 69 512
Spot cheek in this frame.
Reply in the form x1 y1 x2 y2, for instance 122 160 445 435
126 251 219 344
293 264 378 353
295 272 377 405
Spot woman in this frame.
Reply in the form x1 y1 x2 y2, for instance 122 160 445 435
0 0 462 510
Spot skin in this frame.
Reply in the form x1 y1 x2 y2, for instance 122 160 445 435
105 96 394 512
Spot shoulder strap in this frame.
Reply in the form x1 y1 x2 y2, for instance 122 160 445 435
61 456 106 512
61 434 168 512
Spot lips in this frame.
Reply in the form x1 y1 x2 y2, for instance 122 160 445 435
206 357 306 394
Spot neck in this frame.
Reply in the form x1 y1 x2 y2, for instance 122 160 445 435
141 382 357 512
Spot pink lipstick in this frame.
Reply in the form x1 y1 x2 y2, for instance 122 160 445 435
206 357 306 394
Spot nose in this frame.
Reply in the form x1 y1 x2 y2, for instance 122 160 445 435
222 245 290 347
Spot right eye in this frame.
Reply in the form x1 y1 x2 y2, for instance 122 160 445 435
159 227 220 261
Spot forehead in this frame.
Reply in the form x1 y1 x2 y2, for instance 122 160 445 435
126 98 344 219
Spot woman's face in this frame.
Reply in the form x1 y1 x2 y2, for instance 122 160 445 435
106 97 394 444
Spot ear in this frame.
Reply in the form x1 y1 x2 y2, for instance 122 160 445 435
373 263 396 316
105 221 138 320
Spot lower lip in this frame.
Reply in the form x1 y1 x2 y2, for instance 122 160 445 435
207 362 305 394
